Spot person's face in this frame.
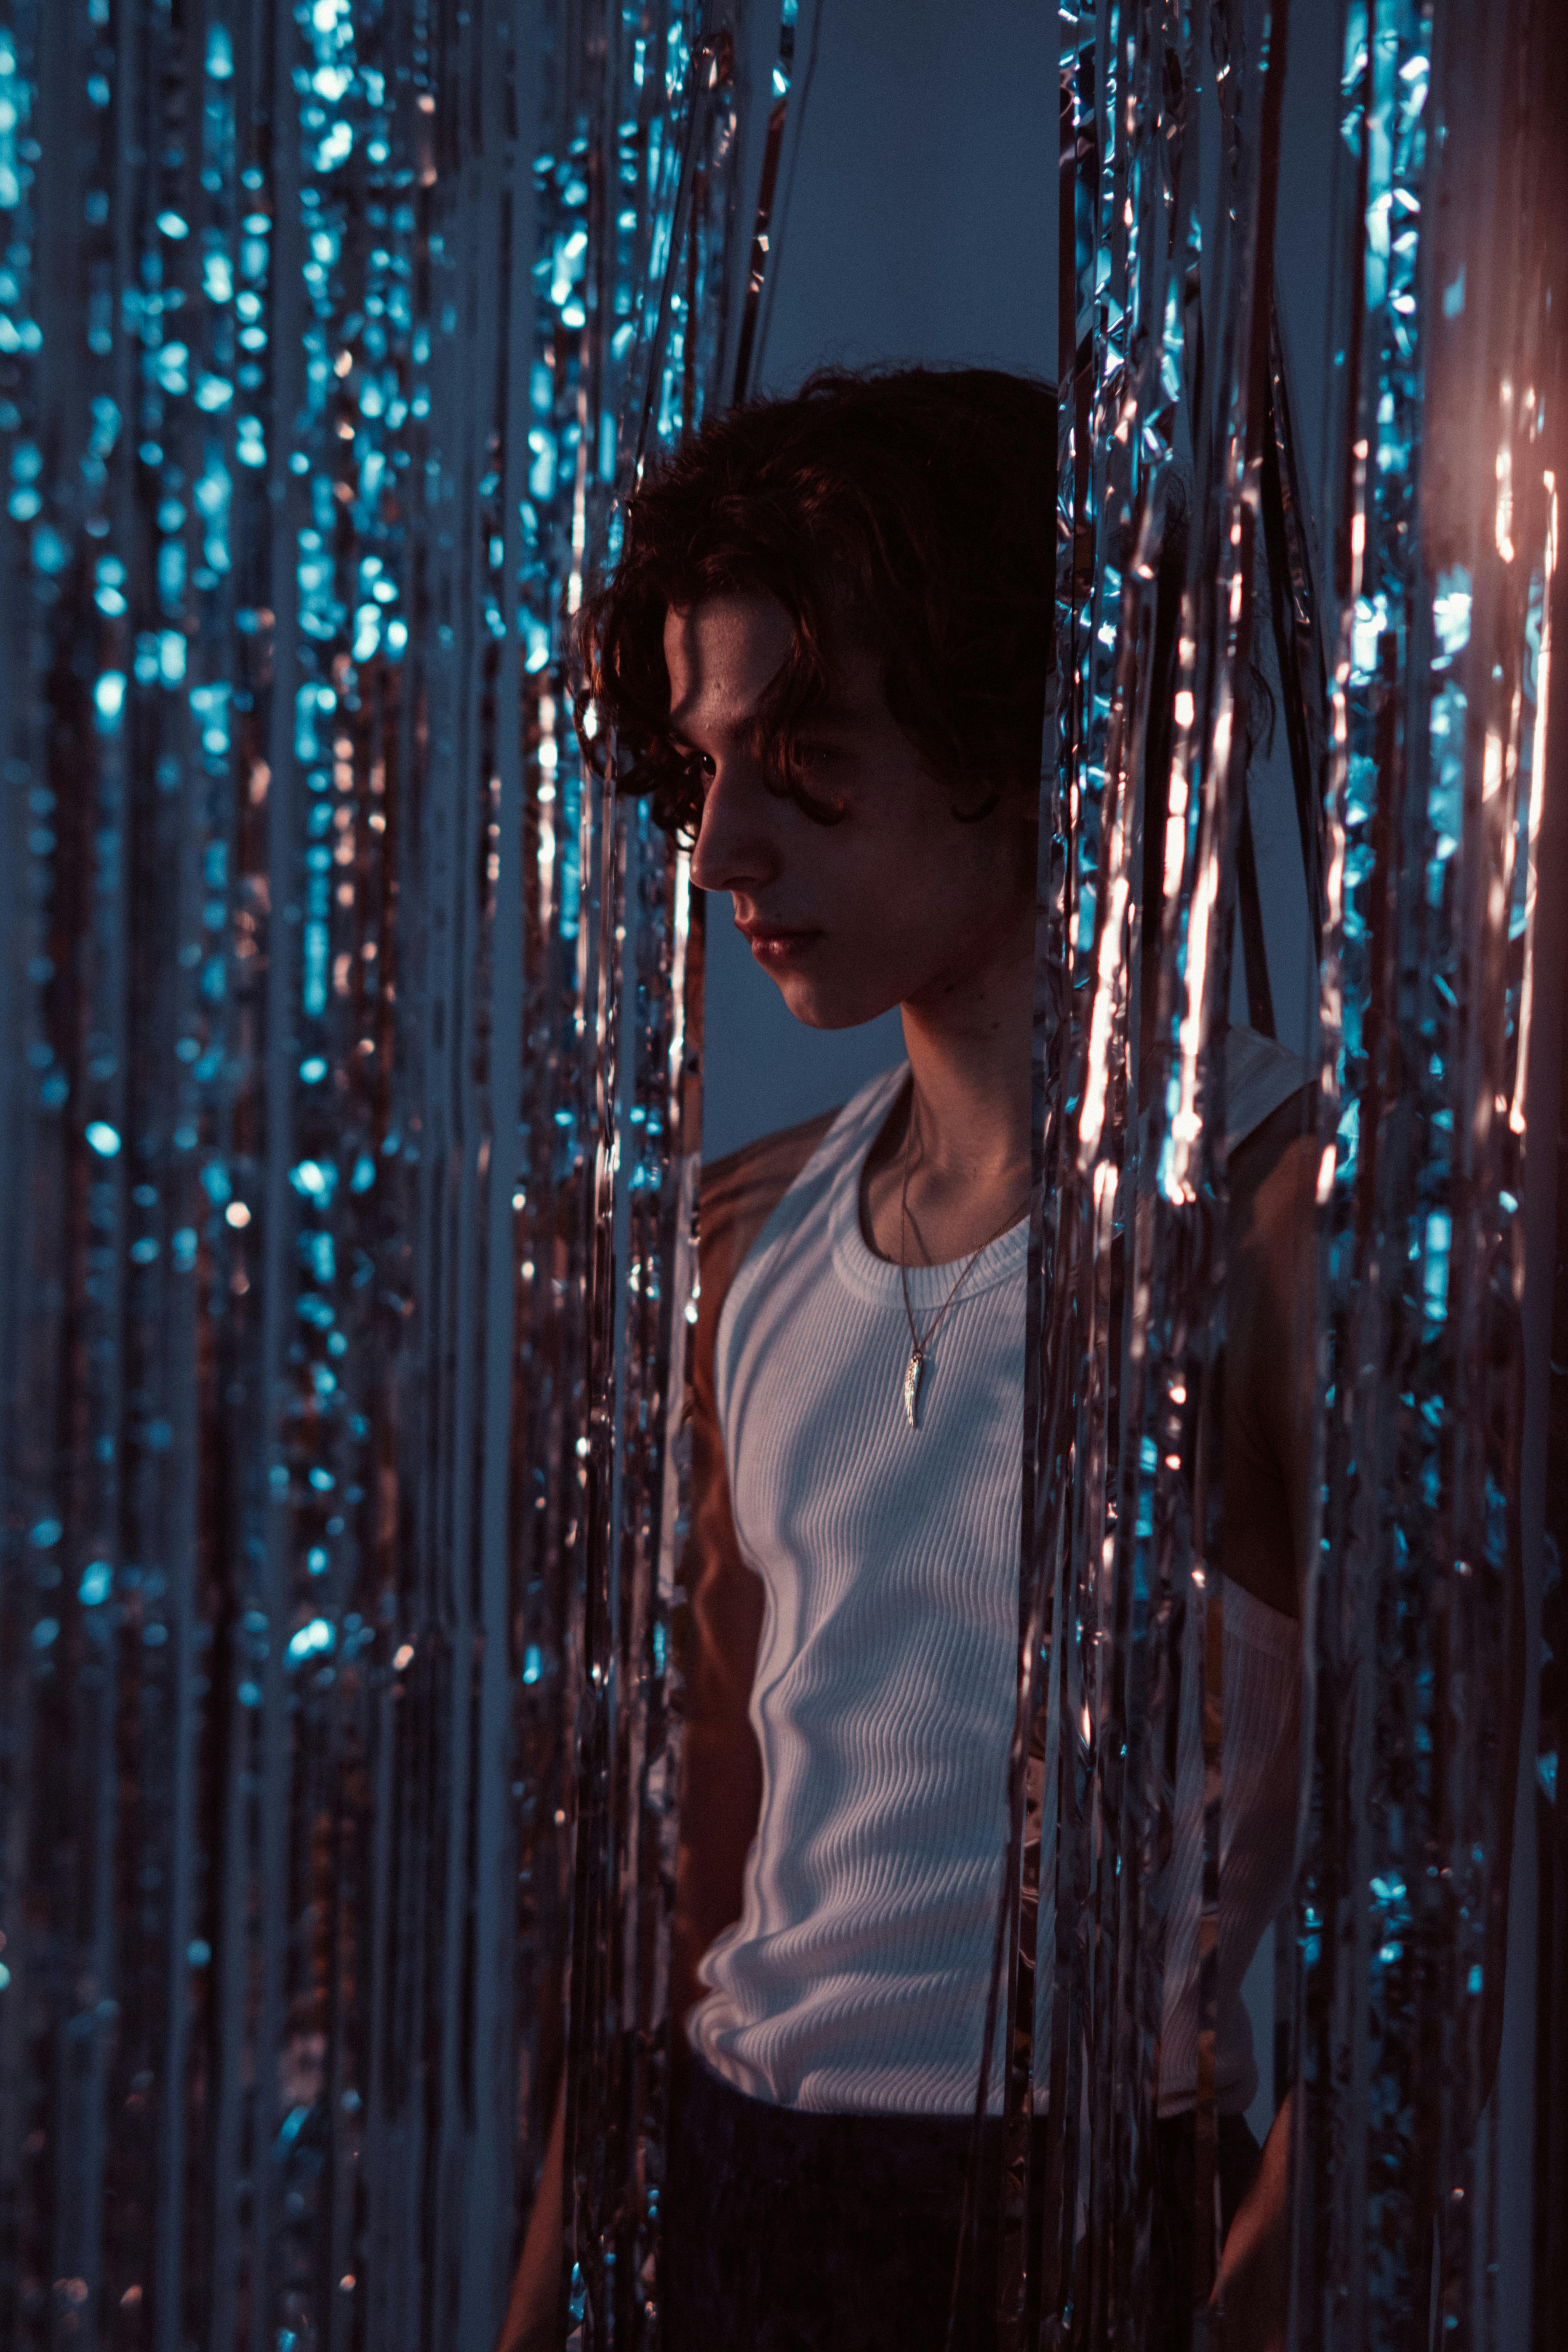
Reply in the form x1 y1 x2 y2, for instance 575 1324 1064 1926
665 592 1036 1031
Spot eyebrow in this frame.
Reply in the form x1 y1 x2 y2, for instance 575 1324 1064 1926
666 698 860 746
664 674 872 750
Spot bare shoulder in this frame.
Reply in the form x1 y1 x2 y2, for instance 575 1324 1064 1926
700 1102 842 1211
1227 1084 1320 1399
1228 1086 1318 1273
698 1105 841 1306
1225 1084 1320 1614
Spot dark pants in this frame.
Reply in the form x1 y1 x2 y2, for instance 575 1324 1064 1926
663 2059 1262 2352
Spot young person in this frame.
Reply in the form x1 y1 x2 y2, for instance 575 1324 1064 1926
499 369 1316 2352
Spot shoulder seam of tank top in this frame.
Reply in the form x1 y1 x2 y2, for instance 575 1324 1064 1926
1225 1022 1314 1152
714 1062 907 1433
1217 1572 1302 1659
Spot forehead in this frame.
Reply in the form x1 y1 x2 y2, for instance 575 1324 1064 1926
662 594 882 737
662 593 793 733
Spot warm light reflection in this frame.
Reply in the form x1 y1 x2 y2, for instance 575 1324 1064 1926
1349 439 1370 586
538 691 558 932
1511 471 1558 1134
1078 868 1129 1167
568 384 589 614
1078 668 1135 1174
668 849 693 1108
1165 680 1231 1201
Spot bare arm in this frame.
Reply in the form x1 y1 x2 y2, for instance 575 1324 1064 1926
495 2079 566 2352
1223 1092 1320 1625
1215 1090 1527 2343
1213 2085 1293 2351
671 1108 834 2037
1212 1094 1317 2350
670 1326 764 2037
494 1408 766 2352
497 1113 828 2345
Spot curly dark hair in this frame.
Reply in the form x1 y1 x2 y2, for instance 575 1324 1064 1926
575 365 1056 838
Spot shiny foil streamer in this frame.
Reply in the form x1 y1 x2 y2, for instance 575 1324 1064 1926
728 0 792 405
1535 510 1568 2347
0 4 737 2347
1290 1 1562 2344
558 16 738 2349
983 4 1290 2344
983 0 1562 2346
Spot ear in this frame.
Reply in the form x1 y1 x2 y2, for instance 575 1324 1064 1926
949 783 1002 824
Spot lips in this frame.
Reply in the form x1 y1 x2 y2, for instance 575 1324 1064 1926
736 919 822 965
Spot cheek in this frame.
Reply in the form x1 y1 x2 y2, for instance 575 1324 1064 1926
841 824 995 937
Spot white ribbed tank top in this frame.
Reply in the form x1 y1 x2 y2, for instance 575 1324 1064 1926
688 1044 1303 2119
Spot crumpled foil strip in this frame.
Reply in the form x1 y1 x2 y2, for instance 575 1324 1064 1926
1290 2 1561 2345
0 3 737 2346
560 16 740 2350
987 9 1297 2343
975 4 1296 2345
975 0 1561 2347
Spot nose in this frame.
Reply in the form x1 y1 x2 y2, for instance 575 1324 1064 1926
689 757 782 899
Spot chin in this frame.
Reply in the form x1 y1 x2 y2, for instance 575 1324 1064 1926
773 972 898 1033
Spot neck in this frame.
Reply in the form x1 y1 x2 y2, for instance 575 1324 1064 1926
897 907 1035 1185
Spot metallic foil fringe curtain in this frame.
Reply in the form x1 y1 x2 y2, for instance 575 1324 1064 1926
0 0 742 2345
982 3 1566 2350
1 3 1565 2351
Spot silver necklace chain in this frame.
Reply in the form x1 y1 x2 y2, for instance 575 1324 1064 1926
896 1097 1030 1429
